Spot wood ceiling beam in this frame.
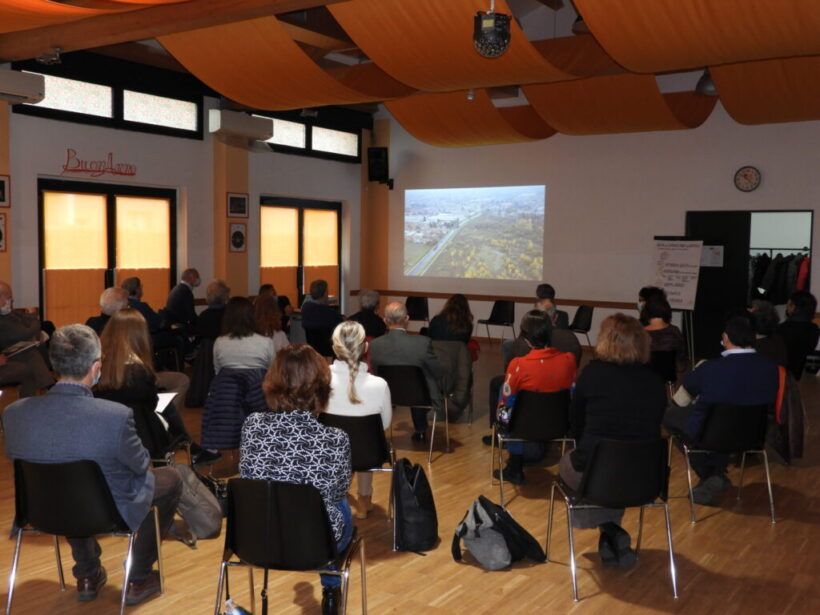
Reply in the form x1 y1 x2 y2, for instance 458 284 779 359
0 0 346 62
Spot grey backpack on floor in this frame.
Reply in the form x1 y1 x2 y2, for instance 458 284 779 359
174 463 223 544
452 495 546 570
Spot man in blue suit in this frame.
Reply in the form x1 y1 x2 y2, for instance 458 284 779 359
664 316 779 505
4 324 182 605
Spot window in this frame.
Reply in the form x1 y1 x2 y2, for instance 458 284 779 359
311 126 359 157
264 118 307 149
123 90 198 131
28 72 112 118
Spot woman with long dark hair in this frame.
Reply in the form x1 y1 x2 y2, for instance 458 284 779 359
428 293 474 343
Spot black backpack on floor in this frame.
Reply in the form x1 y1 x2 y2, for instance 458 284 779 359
393 458 438 552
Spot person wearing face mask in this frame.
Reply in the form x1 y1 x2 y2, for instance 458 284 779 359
3 324 182 606
662 316 779 505
535 283 570 329
0 281 54 396
163 267 201 335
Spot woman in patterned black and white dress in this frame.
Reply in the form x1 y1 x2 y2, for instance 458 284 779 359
239 344 352 615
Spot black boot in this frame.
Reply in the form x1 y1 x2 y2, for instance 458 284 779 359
492 453 525 485
321 586 341 615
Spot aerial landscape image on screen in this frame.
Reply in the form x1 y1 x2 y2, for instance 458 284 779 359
403 185 545 280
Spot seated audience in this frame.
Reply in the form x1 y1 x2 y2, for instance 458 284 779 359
560 314 666 569
0 281 55 396
642 294 686 363
301 279 343 330
254 292 289 353
663 316 779 505
428 293 474 343
196 279 230 341
95 308 219 467
4 324 182 606
777 290 819 380
164 267 201 333
347 289 387 339
493 310 576 485
121 277 163 333
214 297 275 373
325 321 392 519
637 286 667 322
369 301 445 441
122 276 186 372
536 283 569 329
257 283 294 333
240 344 352 615
749 299 788 367
86 287 128 335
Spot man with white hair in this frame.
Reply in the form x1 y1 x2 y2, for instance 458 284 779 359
86 287 129 335
4 324 182 605
348 289 387 338
369 301 445 441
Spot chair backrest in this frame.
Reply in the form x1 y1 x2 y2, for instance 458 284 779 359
304 326 335 357
318 413 391 472
569 305 594 332
376 365 432 407
697 403 770 453
226 479 337 570
577 438 669 508
14 460 129 536
649 350 677 383
488 300 515 324
508 389 571 441
405 296 429 321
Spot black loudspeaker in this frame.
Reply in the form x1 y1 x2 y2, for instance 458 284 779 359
367 147 389 183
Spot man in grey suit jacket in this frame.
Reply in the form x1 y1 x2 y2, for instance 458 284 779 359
4 325 182 606
369 301 445 441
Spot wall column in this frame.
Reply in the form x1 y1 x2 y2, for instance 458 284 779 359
0 102 11 284
359 118 390 290
213 135 249 296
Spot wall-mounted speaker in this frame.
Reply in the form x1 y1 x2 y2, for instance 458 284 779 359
367 147 389 183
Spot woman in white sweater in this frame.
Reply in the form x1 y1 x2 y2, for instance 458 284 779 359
325 321 392 519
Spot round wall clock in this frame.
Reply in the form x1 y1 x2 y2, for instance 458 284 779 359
734 166 761 192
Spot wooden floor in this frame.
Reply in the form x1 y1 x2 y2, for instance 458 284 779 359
1 342 819 614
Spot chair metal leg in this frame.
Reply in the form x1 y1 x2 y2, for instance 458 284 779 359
249 567 256 615
213 561 228 615
6 529 23 615
359 539 368 615
444 399 450 454
566 506 579 602
498 438 506 508
341 566 350 615
560 439 566 457
737 451 747 499
683 447 697 524
120 532 137 615
546 482 557 559
583 333 591 347
152 507 164 594
762 450 776 524
636 506 646 554
663 503 679 599
392 487 398 552
53 536 65 590
485 323 492 346
489 424 497 484
427 408 436 465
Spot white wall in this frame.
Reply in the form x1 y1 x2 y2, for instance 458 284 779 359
384 103 820 339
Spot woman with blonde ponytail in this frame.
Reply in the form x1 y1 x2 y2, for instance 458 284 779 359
325 321 392 519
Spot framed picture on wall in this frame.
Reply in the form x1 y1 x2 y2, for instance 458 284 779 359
0 175 9 207
0 213 7 251
229 223 247 253
227 192 249 218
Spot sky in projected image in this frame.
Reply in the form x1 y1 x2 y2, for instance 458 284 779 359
404 186 545 280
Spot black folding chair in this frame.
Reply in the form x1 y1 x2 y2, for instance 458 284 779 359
477 300 515 345
547 438 677 602
649 350 678 396
377 365 449 464
569 305 594 346
8 460 163 615
492 389 574 506
671 403 774 524
405 296 429 325
318 413 396 519
214 479 366 615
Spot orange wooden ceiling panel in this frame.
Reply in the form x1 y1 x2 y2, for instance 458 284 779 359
329 0 615 91
712 56 820 125
574 0 820 74
523 73 716 135
0 0 127 34
159 16 414 110
385 90 555 147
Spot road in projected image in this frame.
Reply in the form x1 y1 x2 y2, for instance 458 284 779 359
404 185 545 280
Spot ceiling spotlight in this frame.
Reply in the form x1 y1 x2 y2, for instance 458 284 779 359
466 89 475 102
474 0 511 59
695 68 718 96
36 47 61 65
